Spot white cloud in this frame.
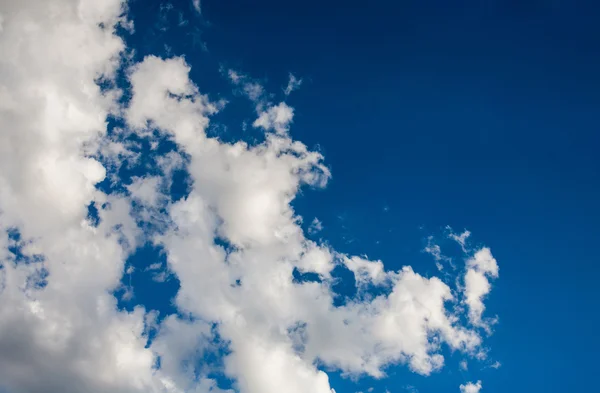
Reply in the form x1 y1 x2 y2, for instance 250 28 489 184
126 56 218 147
342 255 388 286
467 247 499 277
225 68 266 108
151 316 227 392
192 0 201 14
308 217 324 235
244 82 265 103
284 73 302 96
253 102 295 134
424 241 444 261
460 381 482 393
448 227 471 252
424 236 454 267
225 69 297 135
228 69 242 84
0 2 501 393
146 262 163 271
463 248 499 330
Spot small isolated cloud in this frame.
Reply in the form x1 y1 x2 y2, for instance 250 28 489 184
146 262 163 271
460 381 482 393
244 82 265 103
253 101 294 134
423 236 454 271
227 69 242 84
464 248 499 331
284 73 302 96
309 218 323 235
225 68 265 102
192 0 201 14
405 385 419 393
424 242 443 261
459 360 468 371
424 237 449 262
151 270 170 283
447 226 471 252
224 67 272 113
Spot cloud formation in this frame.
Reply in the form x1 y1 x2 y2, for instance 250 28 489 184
460 381 482 393
0 2 500 393
284 73 302 96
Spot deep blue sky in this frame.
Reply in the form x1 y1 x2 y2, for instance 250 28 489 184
122 1 600 392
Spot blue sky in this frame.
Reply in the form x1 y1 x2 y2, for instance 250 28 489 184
0 1 598 393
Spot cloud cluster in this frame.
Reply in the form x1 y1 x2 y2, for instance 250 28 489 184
0 2 500 393
0 2 158 393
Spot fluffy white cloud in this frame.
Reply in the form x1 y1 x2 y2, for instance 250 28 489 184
464 248 499 330
123 54 498 391
460 380 482 393
342 255 388 286
253 101 295 134
0 2 169 393
0 2 501 393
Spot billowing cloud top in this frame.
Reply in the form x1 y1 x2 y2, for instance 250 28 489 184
0 1 499 393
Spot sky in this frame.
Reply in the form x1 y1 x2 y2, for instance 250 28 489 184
0 1 598 393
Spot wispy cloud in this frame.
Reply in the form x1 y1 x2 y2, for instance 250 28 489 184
192 0 201 14
284 73 303 95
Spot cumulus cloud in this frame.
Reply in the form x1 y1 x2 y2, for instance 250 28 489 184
460 381 482 393
463 248 499 330
0 2 501 393
0 2 163 393
253 101 295 134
